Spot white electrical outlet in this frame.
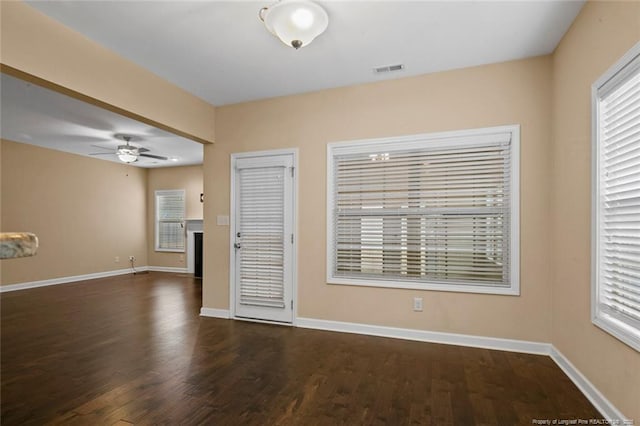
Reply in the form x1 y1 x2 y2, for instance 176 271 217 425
413 297 423 312
114 256 120 263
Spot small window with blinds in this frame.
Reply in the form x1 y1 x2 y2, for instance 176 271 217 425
155 189 185 252
327 125 520 295
592 42 640 352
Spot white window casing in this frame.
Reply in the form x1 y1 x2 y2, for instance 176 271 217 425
155 189 186 252
327 125 520 295
592 41 640 352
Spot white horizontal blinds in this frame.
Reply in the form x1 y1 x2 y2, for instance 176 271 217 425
598 61 640 329
238 166 286 308
333 137 512 287
157 190 185 250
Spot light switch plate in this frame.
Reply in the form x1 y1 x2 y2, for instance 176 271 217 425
216 215 230 226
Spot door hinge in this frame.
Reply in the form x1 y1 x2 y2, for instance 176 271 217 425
290 166 295 178
291 300 293 309
291 234 294 244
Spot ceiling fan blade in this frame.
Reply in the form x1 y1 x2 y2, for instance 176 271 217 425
138 147 150 153
89 152 115 156
90 144 115 151
140 153 168 160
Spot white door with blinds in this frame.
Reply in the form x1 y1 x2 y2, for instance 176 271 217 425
232 152 295 323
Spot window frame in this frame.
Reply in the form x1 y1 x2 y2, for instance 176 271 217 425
591 41 640 352
326 124 520 295
155 189 186 253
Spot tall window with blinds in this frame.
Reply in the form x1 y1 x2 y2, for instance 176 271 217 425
327 125 520 295
592 42 640 352
155 189 185 252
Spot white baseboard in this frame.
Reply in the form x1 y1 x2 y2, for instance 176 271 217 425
296 317 551 355
0 266 150 293
200 307 231 319
550 346 628 422
148 266 189 273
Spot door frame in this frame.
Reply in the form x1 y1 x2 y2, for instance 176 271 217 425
229 148 299 325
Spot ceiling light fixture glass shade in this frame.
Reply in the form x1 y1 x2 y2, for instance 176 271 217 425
117 145 139 163
259 0 328 49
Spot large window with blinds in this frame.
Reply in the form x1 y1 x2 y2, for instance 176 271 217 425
327 125 520 295
592 42 640 352
155 189 185 252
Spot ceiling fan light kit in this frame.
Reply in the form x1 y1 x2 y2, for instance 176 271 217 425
116 134 140 163
259 0 328 50
117 147 139 163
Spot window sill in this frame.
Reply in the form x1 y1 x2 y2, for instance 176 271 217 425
155 248 185 253
593 314 640 353
327 277 520 296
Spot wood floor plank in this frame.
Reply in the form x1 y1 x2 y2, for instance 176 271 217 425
1 272 601 425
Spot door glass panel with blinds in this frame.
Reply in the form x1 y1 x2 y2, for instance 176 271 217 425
592 42 640 352
233 153 294 323
327 125 520 295
155 189 185 252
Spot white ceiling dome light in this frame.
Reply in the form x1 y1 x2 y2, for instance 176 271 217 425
259 0 328 50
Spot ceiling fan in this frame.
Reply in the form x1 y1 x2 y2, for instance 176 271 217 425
90 134 168 163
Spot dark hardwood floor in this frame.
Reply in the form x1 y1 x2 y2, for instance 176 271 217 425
1 272 599 425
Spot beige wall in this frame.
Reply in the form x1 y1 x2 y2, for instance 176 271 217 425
551 1 640 420
0 1 215 144
0 140 148 285
147 165 203 268
204 55 554 342
1 141 206 282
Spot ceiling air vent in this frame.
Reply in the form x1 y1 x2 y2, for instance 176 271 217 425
373 63 405 74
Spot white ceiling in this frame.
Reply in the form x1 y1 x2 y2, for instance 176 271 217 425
25 0 585 107
0 73 204 168
2 1 584 168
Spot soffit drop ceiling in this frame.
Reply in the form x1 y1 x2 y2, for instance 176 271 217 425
0 73 203 168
